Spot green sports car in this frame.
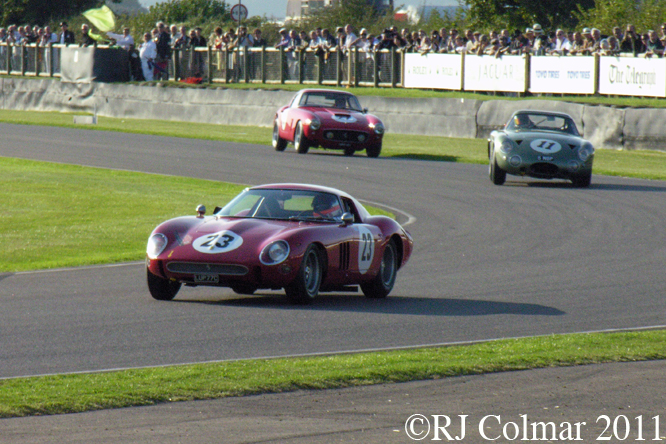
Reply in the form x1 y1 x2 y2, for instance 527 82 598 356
488 110 594 187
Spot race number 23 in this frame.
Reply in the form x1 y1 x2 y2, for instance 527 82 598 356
357 226 375 274
193 230 243 254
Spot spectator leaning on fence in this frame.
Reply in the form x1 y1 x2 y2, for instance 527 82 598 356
620 24 645 55
174 25 189 48
106 27 134 50
549 29 571 55
252 29 266 47
645 29 664 57
80 24 95 47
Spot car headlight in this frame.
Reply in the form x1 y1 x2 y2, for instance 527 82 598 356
260 240 290 265
578 145 594 162
147 233 168 259
307 116 321 131
499 140 514 154
370 122 384 135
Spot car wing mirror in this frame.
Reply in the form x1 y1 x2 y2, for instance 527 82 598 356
363 108 368 114
340 212 354 226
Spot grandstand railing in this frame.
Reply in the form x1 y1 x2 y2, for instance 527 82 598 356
1 42 663 98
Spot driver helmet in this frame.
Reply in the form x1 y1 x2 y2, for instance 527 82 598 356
514 113 532 127
312 193 340 216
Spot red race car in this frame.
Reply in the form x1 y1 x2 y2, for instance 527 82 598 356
146 184 413 304
272 89 385 157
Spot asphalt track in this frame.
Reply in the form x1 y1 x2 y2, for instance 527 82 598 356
1 123 666 380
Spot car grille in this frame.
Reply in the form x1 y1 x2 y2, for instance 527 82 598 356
529 163 559 178
166 262 249 276
323 130 368 143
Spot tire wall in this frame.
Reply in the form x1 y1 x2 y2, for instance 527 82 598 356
0 77 662 151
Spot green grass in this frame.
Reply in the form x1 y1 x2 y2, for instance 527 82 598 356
1 330 665 418
0 157 391 273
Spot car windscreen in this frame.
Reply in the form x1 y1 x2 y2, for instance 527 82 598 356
216 189 343 222
506 113 580 136
298 92 362 111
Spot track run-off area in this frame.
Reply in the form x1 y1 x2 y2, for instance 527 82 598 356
1 123 666 379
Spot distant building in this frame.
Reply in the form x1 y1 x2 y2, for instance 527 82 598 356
287 0 393 20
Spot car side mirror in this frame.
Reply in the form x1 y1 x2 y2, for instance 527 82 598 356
340 212 354 226
363 108 368 114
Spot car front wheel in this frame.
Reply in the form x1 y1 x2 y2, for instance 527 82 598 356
285 244 322 304
489 150 506 185
294 122 310 154
571 171 592 188
272 120 287 151
361 240 397 299
366 143 382 158
147 269 181 301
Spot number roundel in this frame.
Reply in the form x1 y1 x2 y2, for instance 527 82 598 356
530 139 562 154
357 226 375 274
193 231 243 254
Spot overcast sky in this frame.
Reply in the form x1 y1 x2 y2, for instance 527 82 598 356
138 0 458 20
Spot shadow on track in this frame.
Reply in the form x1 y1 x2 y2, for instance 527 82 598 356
173 294 565 317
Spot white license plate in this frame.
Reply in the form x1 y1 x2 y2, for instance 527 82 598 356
194 274 219 283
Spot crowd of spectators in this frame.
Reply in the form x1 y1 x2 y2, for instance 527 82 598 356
2 20 666 81
269 22 666 59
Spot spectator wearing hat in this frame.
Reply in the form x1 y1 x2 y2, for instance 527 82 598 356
275 28 291 49
620 24 645 55
531 24 549 55
58 22 75 45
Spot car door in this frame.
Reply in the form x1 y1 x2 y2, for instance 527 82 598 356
338 197 383 281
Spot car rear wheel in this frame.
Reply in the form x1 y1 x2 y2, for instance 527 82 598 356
361 240 397 299
285 244 322 304
272 120 287 152
571 171 592 188
489 151 506 185
294 122 310 154
366 143 382 158
147 269 181 301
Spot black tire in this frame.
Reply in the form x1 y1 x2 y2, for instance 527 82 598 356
343 147 355 156
294 122 310 154
571 171 592 188
272 120 287 152
489 150 506 185
285 244 323 304
147 269 181 301
231 284 257 295
361 240 397 299
366 143 382 158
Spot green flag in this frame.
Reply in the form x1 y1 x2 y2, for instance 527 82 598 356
82 5 116 33
89 31 110 43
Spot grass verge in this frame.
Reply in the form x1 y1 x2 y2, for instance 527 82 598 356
1 330 665 418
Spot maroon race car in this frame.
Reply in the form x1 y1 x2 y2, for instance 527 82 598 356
146 184 413 304
272 89 385 157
